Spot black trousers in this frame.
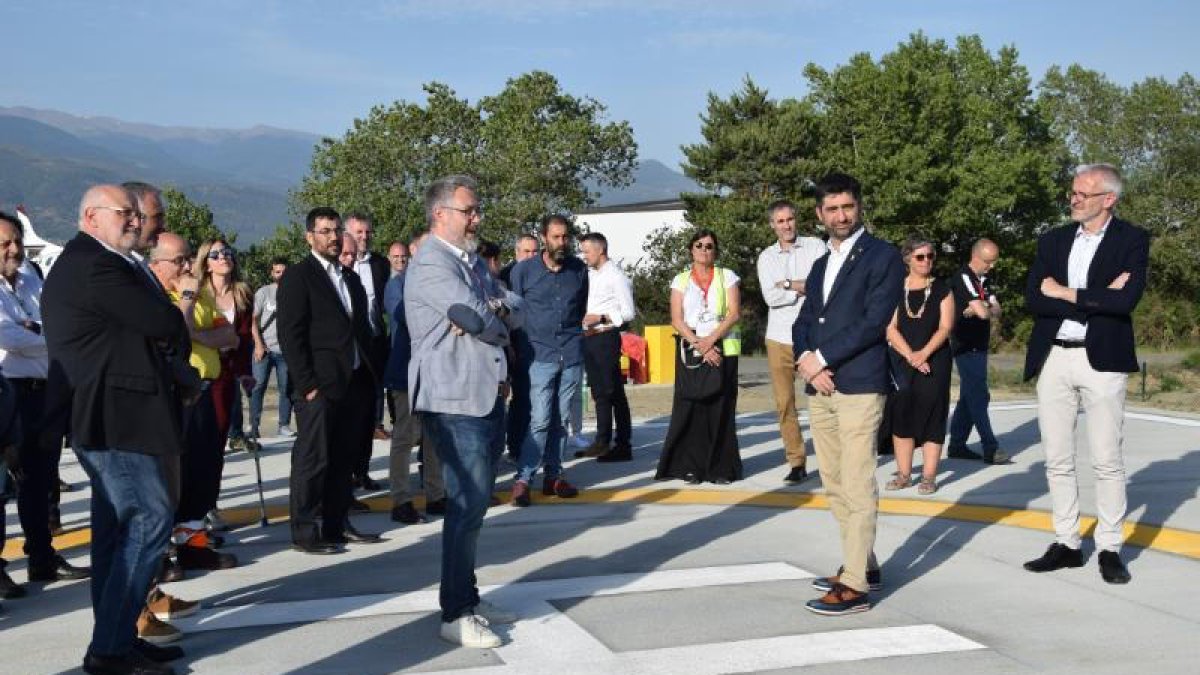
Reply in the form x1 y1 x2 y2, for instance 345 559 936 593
290 366 374 543
0 378 56 568
177 385 220 522
583 330 631 448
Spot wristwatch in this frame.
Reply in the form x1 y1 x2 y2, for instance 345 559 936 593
180 289 197 301
783 279 792 290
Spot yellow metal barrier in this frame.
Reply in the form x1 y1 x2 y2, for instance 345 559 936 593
644 325 675 384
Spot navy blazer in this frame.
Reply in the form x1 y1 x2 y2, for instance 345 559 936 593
792 229 905 395
1023 217 1150 380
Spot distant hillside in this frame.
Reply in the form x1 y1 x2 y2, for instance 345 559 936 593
590 159 701 205
1 106 701 244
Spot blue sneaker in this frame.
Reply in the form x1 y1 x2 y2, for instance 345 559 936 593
805 583 871 616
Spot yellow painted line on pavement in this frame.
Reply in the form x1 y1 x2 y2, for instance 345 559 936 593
7 488 1199 561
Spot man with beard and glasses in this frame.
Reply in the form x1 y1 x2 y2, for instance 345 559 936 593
508 215 588 506
406 175 524 647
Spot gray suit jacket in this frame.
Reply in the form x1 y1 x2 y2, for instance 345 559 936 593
405 236 524 417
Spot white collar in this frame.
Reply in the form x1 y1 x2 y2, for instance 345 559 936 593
826 225 865 254
1075 216 1112 239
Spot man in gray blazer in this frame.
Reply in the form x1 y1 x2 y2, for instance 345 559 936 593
406 175 525 649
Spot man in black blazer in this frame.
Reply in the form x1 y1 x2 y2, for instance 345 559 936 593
344 212 392 484
278 207 381 554
42 184 192 675
1022 163 1149 584
793 173 905 616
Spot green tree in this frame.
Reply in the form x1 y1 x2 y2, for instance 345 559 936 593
293 71 636 251
163 186 232 250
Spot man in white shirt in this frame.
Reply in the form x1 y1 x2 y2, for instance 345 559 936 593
346 213 393 451
577 232 637 462
756 199 825 483
0 212 90 600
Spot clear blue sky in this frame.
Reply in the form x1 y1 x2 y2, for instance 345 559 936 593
5 0 1196 169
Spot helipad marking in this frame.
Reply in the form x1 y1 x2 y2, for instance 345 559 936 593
174 563 984 673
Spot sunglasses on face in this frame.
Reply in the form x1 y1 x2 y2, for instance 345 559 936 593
911 252 935 262
692 242 716 251
207 248 236 261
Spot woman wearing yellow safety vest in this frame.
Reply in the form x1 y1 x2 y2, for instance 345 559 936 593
654 229 743 484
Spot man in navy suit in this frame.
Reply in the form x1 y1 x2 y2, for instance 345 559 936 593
793 173 904 616
1022 163 1148 585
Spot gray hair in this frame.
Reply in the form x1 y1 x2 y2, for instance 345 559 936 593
424 175 479 226
122 181 162 205
900 235 936 260
1075 163 1123 198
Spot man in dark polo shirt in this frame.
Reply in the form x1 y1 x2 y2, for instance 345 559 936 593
947 238 1010 464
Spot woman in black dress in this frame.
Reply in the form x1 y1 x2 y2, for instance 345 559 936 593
655 230 743 484
884 237 955 495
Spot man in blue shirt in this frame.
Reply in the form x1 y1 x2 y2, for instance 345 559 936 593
509 215 588 506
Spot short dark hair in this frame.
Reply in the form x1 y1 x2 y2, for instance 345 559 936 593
766 199 796 219
270 256 289 267
305 206 342 231
0 210 21 235
579 231 608 254
812 172 862 206
343 211 373 227
687 228 719 255
539 214 573 237
477 240 501 260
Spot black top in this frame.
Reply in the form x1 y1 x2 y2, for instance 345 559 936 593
950 265 992 354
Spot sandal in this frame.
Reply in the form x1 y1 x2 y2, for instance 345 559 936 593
884 472 912 491
917 475 937 495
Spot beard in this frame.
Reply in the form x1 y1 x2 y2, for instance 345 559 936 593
548 244 570 263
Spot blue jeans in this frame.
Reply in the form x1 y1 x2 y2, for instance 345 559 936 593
949 350 998 452
74 447 173 657
422 399 504 622
516 360 582 483
250 350 292 435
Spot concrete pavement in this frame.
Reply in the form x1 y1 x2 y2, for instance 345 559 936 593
2 399 1198 674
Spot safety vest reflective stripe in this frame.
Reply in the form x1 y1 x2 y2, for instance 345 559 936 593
674 268 742 357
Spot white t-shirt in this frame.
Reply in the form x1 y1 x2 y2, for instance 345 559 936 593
671 267 740 337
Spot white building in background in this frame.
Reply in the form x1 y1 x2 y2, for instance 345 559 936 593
575 199 690 269
14 207 64 271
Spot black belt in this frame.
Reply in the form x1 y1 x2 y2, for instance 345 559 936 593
7 377 46 391
1052 339 1086 349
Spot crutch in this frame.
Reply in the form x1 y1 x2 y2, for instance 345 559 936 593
249 443 270 527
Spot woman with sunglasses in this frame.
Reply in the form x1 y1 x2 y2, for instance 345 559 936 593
193 239 255 529
884 237 955 495
654 229 743 484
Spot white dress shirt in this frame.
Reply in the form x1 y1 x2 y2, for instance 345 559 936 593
0 262 49 378
756 236 826 345
353 253 379 333
1056 218 1110 341
671 267 740 338
585 259 636 330
807 225 866 367
311 250 358 369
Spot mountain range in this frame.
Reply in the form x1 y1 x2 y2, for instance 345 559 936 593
0 105 699 244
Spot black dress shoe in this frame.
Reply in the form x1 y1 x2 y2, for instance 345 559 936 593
424 498 447 516
28 555 91 582
360 476 382 491
947 446 983 460
391 501 426 524
340 524 384 544
84 651 175 675
134 638 185 662
783 466 808 484
596 447 633 462
0 569 27 599
683 473 701 485
573 441 610 459
1023 543 1084 572
711 478 732 485
1098 550 1131 584
291 540 342 555
176 545 238 570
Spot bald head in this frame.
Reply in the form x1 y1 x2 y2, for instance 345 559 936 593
148 232 192 289
969 238 999 276
78 184 141 254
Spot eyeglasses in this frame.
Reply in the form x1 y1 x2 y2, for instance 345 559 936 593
911 252 936 262
441 204 482 216
311 227 342 237
92 205 141 221
207 248 236 261
1068 190 1111 201
153 255 190 267
692 242 715 251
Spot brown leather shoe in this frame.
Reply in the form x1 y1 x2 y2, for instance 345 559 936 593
147 587 199 620
137 606 182 644
511 481 532 507
805 582 871 616
373 427 391 441
573 441 610 459
542 477 579 498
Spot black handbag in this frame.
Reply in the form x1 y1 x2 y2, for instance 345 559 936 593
675 336 723 401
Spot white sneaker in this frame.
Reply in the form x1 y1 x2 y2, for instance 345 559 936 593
474 599 517 624
439 613 501 648
278 425 296 438
568 434 593 449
